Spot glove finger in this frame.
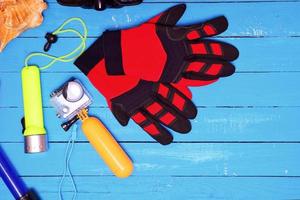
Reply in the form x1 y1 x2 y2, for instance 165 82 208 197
184 16 228 40
171 83 192 99
111 103 131 126
147 4 186 26
183 58 235 81
131 110 173 145
188 40 239 61
143 100 191 133
155 83 197 119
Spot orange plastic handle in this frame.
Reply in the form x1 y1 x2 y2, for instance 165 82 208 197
81 117 133 178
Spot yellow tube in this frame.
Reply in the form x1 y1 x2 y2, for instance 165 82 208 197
21 66 46 136
81 117 133 178
21 66 47 153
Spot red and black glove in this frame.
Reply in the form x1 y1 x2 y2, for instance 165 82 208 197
76 60 197 144
74 4 239 144
75 4 238 84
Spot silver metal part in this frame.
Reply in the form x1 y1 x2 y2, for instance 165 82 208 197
25 134 48 153
50 79 92 121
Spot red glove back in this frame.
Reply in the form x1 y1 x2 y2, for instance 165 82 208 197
76 4 238 84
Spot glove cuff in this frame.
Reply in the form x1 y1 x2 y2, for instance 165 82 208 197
102 30 126 75
75 30 126 76
74 34 105 75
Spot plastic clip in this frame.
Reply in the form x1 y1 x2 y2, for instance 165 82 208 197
44 33 58 52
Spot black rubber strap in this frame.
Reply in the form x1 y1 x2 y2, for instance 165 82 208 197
103 30 125 75
74 35 105 75
111 80 155 115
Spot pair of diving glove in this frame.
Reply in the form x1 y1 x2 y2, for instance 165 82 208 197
57 0 142 10
74 4 239 145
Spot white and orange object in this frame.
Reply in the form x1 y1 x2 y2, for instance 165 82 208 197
51 79 133 178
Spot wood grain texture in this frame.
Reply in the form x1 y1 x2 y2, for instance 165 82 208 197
1 38 300 72
1 143 300 176
0 2 299 38
0 1 299 200
1 177 300 200
2 107 300 142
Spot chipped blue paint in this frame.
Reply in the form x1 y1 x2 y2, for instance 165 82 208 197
0 1 299 199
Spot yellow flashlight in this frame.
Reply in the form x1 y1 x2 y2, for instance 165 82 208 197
21 66 48 153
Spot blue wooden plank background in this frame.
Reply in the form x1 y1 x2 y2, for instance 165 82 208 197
0 1 300 199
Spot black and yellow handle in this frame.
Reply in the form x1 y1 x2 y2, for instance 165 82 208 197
81 116 133 178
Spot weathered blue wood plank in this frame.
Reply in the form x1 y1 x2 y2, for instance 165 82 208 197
0 1 299 200
1 143 299 176
1 176 300 200
1 107 300 142
0 72 298 107
1 38 300 72
5 2 300 38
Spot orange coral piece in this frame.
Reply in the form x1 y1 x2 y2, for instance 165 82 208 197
0 0 47 52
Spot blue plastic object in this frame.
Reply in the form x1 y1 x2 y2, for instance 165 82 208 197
0 146 32 200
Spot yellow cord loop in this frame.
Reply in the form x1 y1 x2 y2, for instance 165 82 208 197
24 17 88 71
